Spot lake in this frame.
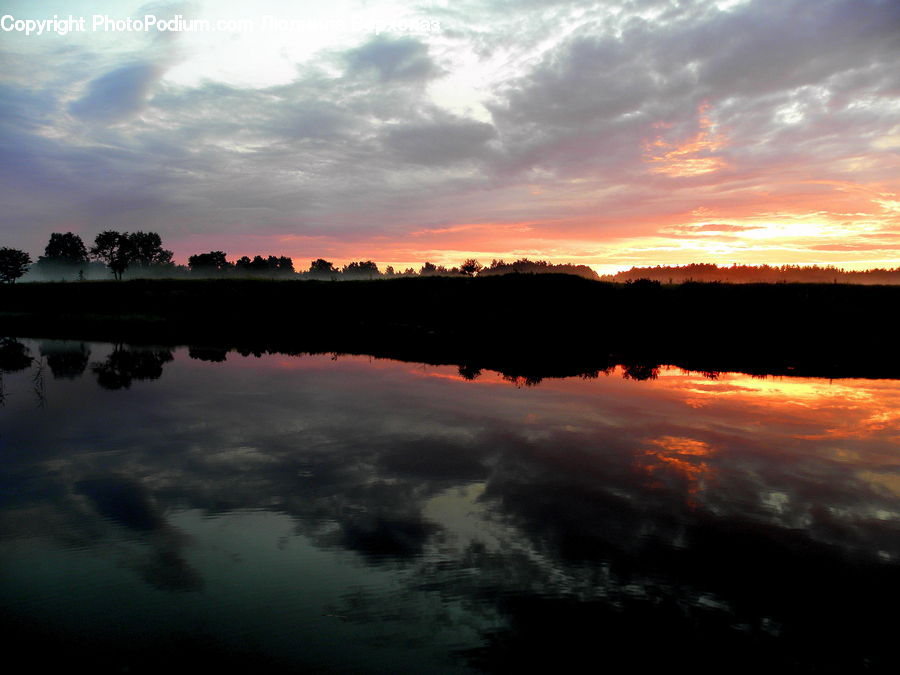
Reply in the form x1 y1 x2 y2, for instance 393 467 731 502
1 337 898 673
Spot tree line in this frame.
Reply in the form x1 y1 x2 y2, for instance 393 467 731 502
0 231 601 283
1 231 174 283
602 262 900 285
6 231 900 284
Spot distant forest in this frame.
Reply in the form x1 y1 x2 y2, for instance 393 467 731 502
3 230 900 284
602 263 900 285
3 230 602 282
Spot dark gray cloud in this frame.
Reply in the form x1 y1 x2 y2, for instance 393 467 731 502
345 35 442 82
383 115 497 165
69 61 165 122
486 0 900 178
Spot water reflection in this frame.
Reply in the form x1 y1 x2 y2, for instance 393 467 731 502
90 345 174 389
1 338 898 673
0 336 34 373
40 340 90 379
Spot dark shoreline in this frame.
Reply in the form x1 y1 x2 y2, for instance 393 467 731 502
3 275 899 380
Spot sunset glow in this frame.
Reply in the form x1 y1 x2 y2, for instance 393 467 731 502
2 0 898 271
642 436 716 502
256 353 900 513
644 104 728 177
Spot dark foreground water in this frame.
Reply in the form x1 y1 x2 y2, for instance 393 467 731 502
1 338 898 673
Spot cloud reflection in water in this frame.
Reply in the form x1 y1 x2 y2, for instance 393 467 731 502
0 339 898 672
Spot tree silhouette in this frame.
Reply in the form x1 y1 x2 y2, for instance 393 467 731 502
0 247 32 283
458 364 482 380
235 255 296 276
342 260 380 278
622 363 660 381
91 346 174 389
309 258 338 277
460 259 483 276
624 278 662 291
130 231 174 269
188 251 230 274
90 231 136 280
35 232 89 280
250 256 269 273
41 342 91 379
602 263 900 285
275 256 295 274
43 232 89 264
188 346 228 362
0 337 33 372
419 261 445 276
478 258 599 280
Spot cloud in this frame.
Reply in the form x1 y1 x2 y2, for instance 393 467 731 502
0 0 898 268
692 223 758 232
685 223 759 232
69 61 165 122
383 115 497 165
345 36 442 82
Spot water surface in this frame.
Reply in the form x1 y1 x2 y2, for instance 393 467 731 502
1 338 898 673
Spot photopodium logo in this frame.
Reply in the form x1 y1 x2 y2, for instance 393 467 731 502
1 13 443 37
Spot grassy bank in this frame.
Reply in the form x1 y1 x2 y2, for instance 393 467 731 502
2 275 898 379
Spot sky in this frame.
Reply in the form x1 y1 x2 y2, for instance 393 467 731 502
1 0 899 273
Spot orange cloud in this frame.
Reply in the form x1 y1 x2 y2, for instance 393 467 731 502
644 103 728 177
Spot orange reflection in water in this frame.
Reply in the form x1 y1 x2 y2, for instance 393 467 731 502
264 352 900 503
672 372 900 446
413 362 899 502
641 436 716 505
